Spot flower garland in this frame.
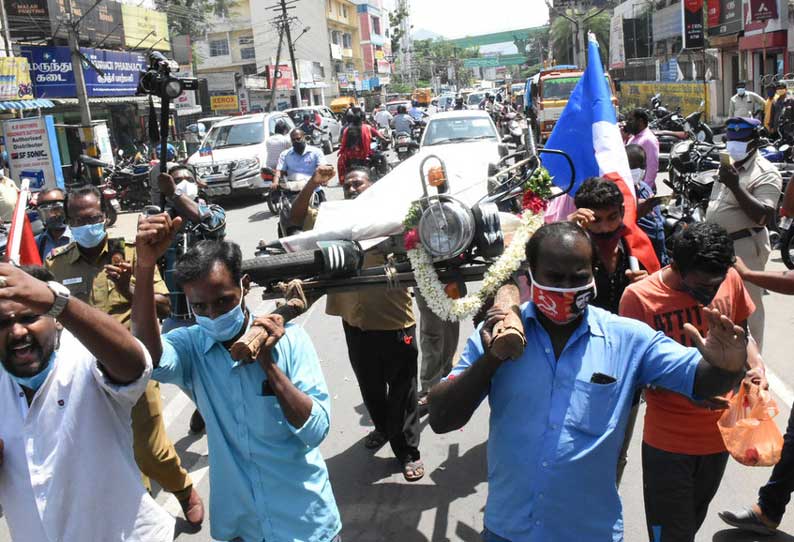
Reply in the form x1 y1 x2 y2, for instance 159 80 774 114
403 168 551 322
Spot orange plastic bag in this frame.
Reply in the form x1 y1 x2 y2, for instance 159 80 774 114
718 383 783 466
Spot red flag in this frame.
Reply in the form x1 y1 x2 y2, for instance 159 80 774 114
603 172 660 273
5 183 42 266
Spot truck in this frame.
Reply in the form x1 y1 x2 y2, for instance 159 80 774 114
531 65 618 142
411 87 432 106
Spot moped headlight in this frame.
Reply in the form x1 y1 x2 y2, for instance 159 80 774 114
418 197 475 260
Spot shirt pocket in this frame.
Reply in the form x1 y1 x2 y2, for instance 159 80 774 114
248 396 293 442
565 379 620 436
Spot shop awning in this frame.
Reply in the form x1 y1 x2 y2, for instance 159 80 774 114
0 99 55 111
52 96 157 105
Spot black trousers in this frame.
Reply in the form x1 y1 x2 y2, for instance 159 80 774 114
342 322 420 462
759 405 794 523
642 442 729 542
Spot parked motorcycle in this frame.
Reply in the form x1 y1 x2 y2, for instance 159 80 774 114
72 155 124 226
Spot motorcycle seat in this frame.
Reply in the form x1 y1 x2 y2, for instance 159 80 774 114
79 154 113 168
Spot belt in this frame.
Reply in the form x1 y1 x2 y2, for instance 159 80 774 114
729 227 765 241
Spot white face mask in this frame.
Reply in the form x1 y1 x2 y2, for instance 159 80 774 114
176 179 198 199
737 88 746 96
630 168 645 184
726 140 751 161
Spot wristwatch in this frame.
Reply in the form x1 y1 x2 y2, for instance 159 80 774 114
46 281 70 318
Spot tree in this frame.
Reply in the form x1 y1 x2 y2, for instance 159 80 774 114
156 0 239 38
388 5 410 55
409 38 479 87
550 8 610 66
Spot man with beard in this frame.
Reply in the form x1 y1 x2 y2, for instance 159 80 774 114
34 188 72 260
428 221 750 542
45 184 204 526
0 264 173 541
290 166 424 482
625 108 660 191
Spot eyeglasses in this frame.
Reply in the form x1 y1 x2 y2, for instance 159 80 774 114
38 201 65 211
70 213 105 227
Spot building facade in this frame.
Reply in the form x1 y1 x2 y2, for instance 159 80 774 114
327 0 364 95
353 0 392 80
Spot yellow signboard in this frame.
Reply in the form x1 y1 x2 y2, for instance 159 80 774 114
122 5 170 51
211 95 239 111
0 57 33 100
375 50 385 60
619 82 710 119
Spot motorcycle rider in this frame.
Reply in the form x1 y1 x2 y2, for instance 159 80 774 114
35 188 72 260
338 107 387 181
453 96 465 110
729 81 766 119
625 108 660 191
705 117 782 351
265 119 292 171
392 104 415 136
157 164 227 434
300 113 327 142
408 100 425 122
374 104 393 133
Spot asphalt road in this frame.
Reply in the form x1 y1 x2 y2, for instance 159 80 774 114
4 162 794 542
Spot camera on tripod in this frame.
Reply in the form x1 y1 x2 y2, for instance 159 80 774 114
137 51 198 99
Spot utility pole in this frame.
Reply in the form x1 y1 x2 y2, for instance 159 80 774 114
269 21 285 111
0 0 13 57
276 0 302 107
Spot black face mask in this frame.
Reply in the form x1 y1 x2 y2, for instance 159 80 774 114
682 284 719 307
293 141 306 154
589 223 626 241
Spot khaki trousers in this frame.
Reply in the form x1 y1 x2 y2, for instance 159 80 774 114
415 290 460 394
131 381 193 500
734 230 771 352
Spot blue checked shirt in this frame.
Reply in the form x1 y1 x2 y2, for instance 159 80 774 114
153 323 341 542
448 303 701 542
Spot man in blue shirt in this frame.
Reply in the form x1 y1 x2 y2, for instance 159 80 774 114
627 144 669 265
428 221 750 542
34 188 72 260
131 215 341 542
274 128 327 192
408 100 425 121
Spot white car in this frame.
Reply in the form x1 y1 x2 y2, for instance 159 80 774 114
187 112 295 198
284 106 341 154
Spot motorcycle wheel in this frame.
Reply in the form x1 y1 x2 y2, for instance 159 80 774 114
267 191 281 215
781 223 794 270
104 201 118 227
323 139 333 155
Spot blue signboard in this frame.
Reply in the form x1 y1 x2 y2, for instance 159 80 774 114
20 45 146 98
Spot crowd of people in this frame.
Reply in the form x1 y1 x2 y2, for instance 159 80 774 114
1 104 794 542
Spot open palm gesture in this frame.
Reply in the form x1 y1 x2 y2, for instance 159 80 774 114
684 307 747 373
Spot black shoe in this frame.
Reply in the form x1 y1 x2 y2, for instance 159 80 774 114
189 409 205 434
718 507 778 535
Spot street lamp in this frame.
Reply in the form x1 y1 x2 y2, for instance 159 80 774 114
292 26 311 47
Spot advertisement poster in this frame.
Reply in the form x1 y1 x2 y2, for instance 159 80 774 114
749 0 777 20
211 95 239 111
0 57 34 100
682 0 706 49
2 115 64 191
707 0 744 35
20 45 146 98
608 14 626 69
5 0 123 44
121 4 171 51
92 122 115 166
267 64 294 90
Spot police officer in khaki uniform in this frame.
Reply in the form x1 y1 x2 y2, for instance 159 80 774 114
46 185 204 526
706 117 782 351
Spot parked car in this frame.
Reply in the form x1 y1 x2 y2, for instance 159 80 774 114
465 90 490 110
187 112 295 199
285 106 341 152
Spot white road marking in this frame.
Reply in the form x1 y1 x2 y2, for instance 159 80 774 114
766 365 794 409
162 391 192 429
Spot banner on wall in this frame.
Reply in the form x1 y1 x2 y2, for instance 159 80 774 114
211 95 239 111
749 0 777 21
682 0 706 49
620 81 709 119
2 115 65 191
4 0 123 44
121 4 171 51
0 57 34 100
20 45 146 98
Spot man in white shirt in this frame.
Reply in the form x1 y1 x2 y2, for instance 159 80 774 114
374 105 393 131
729 81 766 119
0 264 174 542
265 119 292 171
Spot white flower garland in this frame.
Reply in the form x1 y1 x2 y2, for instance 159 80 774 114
407 209 544 322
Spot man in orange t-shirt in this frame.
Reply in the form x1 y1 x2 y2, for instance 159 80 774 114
620 222 765 542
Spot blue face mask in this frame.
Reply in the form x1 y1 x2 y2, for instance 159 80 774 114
193 283 247 342
71 222 106 248
7 351 56 392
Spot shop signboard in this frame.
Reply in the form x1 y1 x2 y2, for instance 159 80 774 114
172 69 198 114
4 0 123 44
204 72 235 92
2 115 64 191
682 0 706 49
707 0 744 35
267 65 294 90
121 4 170 51
748 0 777 20
609 14 626 69
20 45 146 98
620 81 709 119
377 59 391 74
211 95 239 111
653 3 683 41
0 57 34 100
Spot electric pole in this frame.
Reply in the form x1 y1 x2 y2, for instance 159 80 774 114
269 22 285 111
277 0 302 107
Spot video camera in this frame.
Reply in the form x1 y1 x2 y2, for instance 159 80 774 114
137 51 198 100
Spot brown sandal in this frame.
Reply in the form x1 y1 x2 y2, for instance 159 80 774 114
402 459 425 482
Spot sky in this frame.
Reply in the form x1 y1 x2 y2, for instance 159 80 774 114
390 0 550 40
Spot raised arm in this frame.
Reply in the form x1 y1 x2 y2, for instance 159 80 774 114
0 263 147 384
688 307 748 398
288 165 335 227
132 214 183 366
735 256 794 295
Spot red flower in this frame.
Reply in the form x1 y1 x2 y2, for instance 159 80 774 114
522 190 548 214
404 228 420 250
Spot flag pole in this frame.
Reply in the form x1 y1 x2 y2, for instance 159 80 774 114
8 179 30 265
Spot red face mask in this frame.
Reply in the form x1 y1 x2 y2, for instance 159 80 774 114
529 271 597 324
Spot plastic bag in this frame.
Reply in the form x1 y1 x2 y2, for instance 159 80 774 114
718 383 783 467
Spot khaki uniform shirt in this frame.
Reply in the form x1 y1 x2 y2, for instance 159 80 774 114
706 153 782 234
46 238 168 328
304 208 415 331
